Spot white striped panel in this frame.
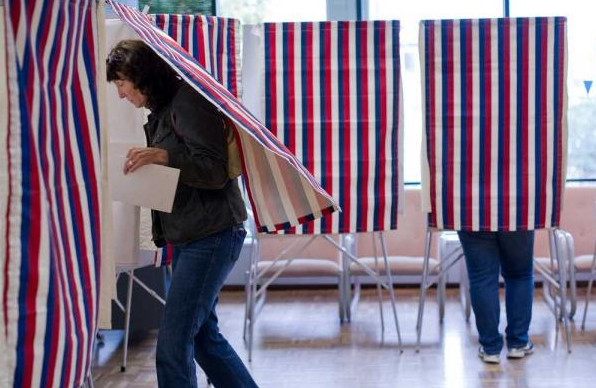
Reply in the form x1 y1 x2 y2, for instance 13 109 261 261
348 22 358 232
419 21 431 214
470 20 480 231
508 20 518 231
433 20 444 229
330 22 339 233
490 19 499 231
294 22 303 163
366 22 376 230
452 21 462 230
527 20 536 228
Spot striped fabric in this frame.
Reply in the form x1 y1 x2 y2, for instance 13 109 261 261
152 14 242 98
1 0 102 387
263 21 403 234
107 1 339 234
151 14 241 266
419 17 568 231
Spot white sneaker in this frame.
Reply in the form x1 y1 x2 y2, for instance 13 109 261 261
478 347 501 364
507 342 534 359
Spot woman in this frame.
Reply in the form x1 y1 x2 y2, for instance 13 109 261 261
107 40 258 388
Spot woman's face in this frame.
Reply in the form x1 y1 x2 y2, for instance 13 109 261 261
113 77 147 109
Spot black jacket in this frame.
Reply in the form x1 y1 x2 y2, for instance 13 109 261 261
144 83 247 246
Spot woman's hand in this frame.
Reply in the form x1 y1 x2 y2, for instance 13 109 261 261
124 147 169 174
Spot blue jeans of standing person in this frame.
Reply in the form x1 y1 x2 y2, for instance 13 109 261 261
457 231 534 355
156 224 259 388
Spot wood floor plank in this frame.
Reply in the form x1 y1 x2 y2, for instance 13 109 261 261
92 288 596 388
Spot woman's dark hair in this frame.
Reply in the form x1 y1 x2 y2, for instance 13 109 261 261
106 40 181 111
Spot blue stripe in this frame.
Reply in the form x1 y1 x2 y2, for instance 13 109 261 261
373 21 382 230
552 17 562 226
192 17 199 61
337 21 346 231
319 22 328 232
355 22 364 231
300 22 309 234
497 19 505 229
226 19 234 93
14 33 34 388
167 16 174 39
390 20 400 229
264 24 272 132
534 18 543 226
216 18 224 82
441 20 450 228
516 19 524 227
460 19 468 229
478 19 487 229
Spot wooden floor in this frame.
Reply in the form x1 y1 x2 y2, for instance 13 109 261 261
92 288 596 388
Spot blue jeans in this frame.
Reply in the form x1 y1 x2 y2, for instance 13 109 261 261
156 224 258 388
457 231 534 354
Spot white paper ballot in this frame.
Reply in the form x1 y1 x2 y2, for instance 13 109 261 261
109 143 180 213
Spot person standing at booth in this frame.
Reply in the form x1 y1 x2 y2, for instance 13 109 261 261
457 231 535 364
107 39 258 388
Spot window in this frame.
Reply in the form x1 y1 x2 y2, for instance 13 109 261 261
216 0 326 24
368 0 503 183
511 0 596 180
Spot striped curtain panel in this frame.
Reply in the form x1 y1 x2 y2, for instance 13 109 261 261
419 17 568 231
263 21 403 234
1 0 102 387
152 14 242 98
151 13 241 265
108 1 339 234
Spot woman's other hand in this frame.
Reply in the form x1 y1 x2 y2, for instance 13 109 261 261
124 147 169 174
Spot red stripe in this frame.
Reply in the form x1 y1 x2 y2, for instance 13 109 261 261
287 23 295 154
196 16 206 67
376 22 387 230
445 21 454 229
359 23 369 231
539 20 548 227
341 22 351 231
228 19 238 97
268 25 278 136
483 20 492 230
171 14 178 42
464 22 473 228
428 22 437 227
323 25 333 209
521 19 529 229
305 23 314 234
502 19 511 228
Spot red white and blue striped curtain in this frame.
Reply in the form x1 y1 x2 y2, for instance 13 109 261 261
151 13 241 265
107 1 339 234
263 21 403 234
1 0 102 387
152 14 242 98
420 17 567 231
